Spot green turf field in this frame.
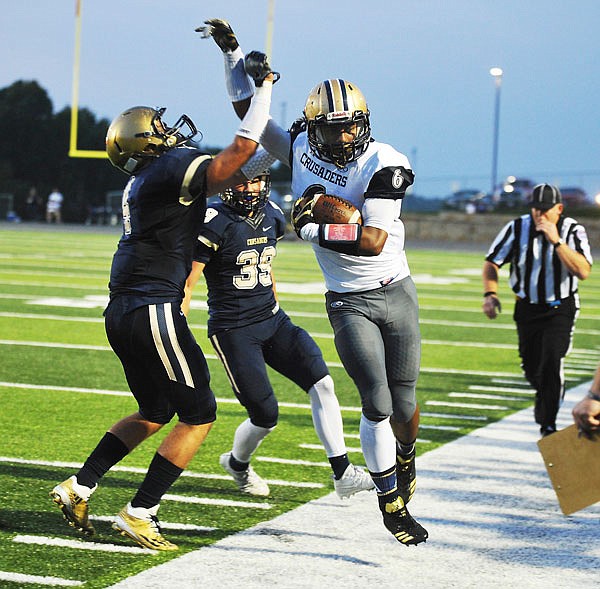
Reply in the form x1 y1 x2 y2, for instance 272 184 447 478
1 226 598 588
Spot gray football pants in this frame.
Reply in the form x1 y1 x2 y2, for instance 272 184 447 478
325 276 421 422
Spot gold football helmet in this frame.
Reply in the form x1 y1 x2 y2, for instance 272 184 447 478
304 79 371 168
105 106 197 174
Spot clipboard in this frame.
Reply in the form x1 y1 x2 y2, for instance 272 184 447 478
537 423 600 515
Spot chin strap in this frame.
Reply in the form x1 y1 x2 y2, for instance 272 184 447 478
318 223 362 255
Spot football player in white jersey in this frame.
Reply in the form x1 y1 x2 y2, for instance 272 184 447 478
199 19 427 546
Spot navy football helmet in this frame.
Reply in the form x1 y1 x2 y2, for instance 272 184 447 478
221 172 271 216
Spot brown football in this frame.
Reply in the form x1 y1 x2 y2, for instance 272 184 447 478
312 194 362 224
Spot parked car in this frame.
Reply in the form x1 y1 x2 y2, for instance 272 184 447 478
496 176 536 209
442 189 486 212
558 186 589 207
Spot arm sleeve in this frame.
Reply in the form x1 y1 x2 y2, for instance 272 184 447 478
361 198 399 233
223 47 254 102
259 117 293 166
241 147 279 179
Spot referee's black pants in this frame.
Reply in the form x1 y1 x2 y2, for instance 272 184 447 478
513 295 577 430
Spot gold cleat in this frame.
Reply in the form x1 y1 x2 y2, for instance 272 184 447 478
49 476 96 536
112 504 178 551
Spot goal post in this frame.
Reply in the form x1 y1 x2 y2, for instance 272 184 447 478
69 0 106 159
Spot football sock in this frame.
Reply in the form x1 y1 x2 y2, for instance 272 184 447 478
359 415 397 472
231 418 274 464
370 465 401 511
76 432 129 488
308 375 347 457
329 453 351 480
131 452 183 509
397 440 416 457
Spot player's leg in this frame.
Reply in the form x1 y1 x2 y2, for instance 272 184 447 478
326 286 427 545
264 312 373 497
108 302 216 550
210 323 276 496
381 277 421 505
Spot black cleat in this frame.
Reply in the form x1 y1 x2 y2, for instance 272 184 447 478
382 497 428 546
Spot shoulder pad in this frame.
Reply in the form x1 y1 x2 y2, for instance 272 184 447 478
364 166 414 199
289 117 307 142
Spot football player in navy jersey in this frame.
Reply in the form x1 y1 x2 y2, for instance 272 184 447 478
49 55 278 550
182 173 374 498
199 19 427 545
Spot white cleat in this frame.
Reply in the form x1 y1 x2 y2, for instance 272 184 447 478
219 452 270 497
333 464 375 499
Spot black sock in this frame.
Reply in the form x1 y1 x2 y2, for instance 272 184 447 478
131 453 183 509
76 432 129 488
329 453 351 480
397 440 416 457
370 465 401 511
229 453 250 472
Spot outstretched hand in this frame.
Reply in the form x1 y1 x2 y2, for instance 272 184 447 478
195 18 239 52
244 51 280 87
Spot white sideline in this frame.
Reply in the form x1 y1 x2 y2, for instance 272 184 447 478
110 381 600 589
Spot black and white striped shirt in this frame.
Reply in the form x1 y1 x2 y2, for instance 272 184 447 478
486 214 593 304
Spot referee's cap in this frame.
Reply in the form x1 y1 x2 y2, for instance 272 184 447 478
530 183 562 211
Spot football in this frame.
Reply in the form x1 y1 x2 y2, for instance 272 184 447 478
311 193 362 224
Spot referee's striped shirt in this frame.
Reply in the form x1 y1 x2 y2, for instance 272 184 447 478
486 214 593 304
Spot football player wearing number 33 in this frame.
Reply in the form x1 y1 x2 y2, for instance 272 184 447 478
199 19 427 545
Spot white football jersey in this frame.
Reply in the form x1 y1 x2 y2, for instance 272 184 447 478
291 132 413 293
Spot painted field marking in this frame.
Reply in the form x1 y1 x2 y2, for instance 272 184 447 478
426 400 508 411
449 392 530 402
0 456 324 490
13 534 156 555
0 571 82 587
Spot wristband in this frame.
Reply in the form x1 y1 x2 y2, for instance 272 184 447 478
587 390 600 402
483 291 497 298
318 223 362 254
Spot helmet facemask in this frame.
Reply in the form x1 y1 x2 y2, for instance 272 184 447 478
152 108 198 150
221 173 271 216
308 112 370 168
106 106 198 174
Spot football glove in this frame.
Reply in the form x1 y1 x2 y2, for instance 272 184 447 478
195 18 239 52
291 195 316 237
244 51 280 87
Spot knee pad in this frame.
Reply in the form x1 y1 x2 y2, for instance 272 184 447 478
246 394 279 429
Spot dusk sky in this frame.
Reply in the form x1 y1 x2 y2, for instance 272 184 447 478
2 0 599 198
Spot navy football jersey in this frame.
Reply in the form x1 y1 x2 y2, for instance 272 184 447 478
194 200 286 336
109 146 211 308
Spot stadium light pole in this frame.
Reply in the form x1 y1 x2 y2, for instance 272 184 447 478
489 67 503 196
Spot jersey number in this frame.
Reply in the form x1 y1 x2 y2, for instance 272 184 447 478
233 246 276 290
121 177 134 235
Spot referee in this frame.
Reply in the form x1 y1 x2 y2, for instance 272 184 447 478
482 184 593 438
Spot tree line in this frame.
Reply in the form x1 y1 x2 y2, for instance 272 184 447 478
0 80 291 223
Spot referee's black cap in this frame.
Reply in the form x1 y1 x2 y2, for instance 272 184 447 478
530 184 562 211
